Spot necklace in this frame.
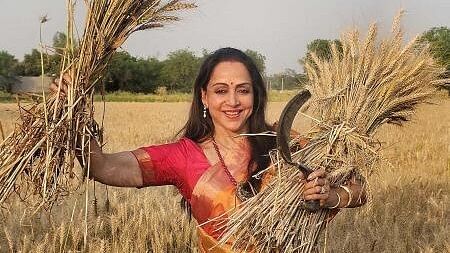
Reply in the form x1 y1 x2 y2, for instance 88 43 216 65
211 137 254 202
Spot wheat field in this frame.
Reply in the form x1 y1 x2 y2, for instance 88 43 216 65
0 97 448 252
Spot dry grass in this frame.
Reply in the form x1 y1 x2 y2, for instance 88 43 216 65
0 99 448 252
0 0 196 210
219 12 447 252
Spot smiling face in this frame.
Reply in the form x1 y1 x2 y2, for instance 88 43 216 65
201 60 254 136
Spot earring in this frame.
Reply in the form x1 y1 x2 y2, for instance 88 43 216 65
203 105 207 118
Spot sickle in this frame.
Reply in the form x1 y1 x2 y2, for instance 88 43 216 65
276 89 312 175
276 89 320 211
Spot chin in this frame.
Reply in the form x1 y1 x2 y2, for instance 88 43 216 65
212 115 251 134
224 123 248 134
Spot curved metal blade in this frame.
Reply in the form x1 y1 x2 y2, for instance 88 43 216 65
276 89 312 173
276 89 320 212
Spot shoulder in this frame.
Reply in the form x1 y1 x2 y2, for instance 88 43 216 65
140 137 201 154
136 137 207 177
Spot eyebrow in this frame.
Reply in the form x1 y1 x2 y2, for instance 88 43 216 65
210 82 252 87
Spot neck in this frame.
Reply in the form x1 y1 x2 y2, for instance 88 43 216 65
213 127 248 149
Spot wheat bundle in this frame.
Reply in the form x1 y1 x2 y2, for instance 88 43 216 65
218 13 448 252
0 0 195 209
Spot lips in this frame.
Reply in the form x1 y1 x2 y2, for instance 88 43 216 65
223 109 243 119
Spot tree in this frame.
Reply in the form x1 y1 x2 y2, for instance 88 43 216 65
104 52 136 92
16 32 75 77
16 49 44 76
52 32 68 50
300 39 342 72
134 57 164 93
104 52 163 93
49 32 68 75
419 26 450 93
17 48 61 77
159 49 201 92
284 68 307 88
0 50 19 92
244 49 266 75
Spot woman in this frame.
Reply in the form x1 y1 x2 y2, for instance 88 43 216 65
53 47 366 252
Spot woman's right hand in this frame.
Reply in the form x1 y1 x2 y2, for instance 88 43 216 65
50 73 70 96
50 73 144 188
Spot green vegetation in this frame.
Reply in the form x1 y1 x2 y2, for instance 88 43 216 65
97 91 193 102
159 49 202 92
1 26 448 96
0 90 301 103
0 51 20 92
266 68 307 90
299 39 343 72
244 49 267 75
1 32 273 95
104 52 164 93
419 26 450 93
0 91 14 102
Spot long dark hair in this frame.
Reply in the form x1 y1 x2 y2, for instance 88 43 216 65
179 47 276 192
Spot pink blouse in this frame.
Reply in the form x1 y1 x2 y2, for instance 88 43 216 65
132 137 211 201
131 137 252 242
131 136 329 252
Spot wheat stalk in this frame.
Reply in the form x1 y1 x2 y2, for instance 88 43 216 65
3 227 14 252
0 0 195 209
218 11 448 252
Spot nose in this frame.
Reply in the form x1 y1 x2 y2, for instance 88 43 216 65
226 91 240 107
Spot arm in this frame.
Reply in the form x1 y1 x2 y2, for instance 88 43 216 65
84 140 144 187
51 75 144 188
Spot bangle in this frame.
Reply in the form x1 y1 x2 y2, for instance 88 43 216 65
340 185 353 208
328 190 341 209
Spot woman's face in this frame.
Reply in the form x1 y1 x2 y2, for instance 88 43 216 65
201 60 254 135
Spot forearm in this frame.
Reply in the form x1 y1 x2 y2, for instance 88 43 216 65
76 139 143 187
75 137 105 175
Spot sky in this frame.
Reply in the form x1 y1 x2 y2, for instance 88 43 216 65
0 0 449 74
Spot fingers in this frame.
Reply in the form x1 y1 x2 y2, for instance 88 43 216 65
50 73 71 95
61 72 71 85
303 183 326 196
50 79 64 95
303 173 327 190
304 178 326 189
298 171 306 179
303 193 329 201
303 189 330 207
302 168 330 206
49 81 59 92
306 167 326 181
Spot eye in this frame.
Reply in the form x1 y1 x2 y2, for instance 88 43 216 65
237 88 251 94
215 89 227 94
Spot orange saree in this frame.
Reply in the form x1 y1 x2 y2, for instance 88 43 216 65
132 137 252 252
132 136 336 252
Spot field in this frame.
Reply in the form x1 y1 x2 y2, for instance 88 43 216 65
0 96 449 252
0 90 300 103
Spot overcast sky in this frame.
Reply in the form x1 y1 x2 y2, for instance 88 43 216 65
0 0 449 74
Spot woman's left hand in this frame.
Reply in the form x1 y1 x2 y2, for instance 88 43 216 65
302 168 333 207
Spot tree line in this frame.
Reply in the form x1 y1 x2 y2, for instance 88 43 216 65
1 27 449 93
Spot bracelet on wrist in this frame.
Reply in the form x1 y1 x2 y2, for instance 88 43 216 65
328 189 341 209
339 185 353 208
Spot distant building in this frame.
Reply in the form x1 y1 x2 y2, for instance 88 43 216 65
11 76 53 94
